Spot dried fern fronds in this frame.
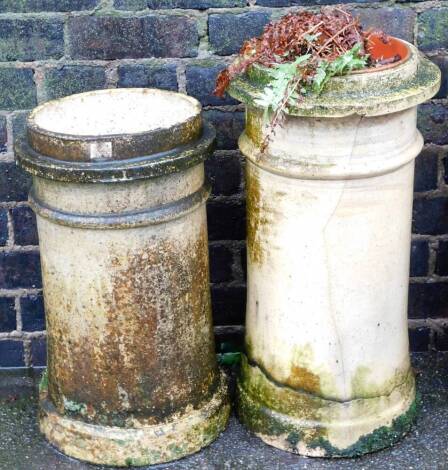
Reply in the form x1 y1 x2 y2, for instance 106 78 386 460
214 7 366 98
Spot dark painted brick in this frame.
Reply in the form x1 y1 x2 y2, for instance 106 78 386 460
211 285 246 325
410 240 429 277
186 63 237 106
117 64 177 90
409 326 430 352
44 66 107 100
0 209 7 247
0 115 6 153
204 110 245 150
209 12 271 56
435 241 448 276
0 69 36 110
115 0 245 8
0 0 99 12
0 162 32 202
68 15 199 60
0 298 16 332
413 197 448 235
418 8 448 52
209 244 233 283
418 104 448 145
429 55 448 99
408 282 448 319
21 294 45 332
443 153 448 185
0 340 24 367
353 8 415 43
241 245 246 280
11 111 30 148
207 201 245 241
205 152 242 197
414 146 438 192
0 252 42 289
30 338 46 367
11 206 38 246
0 18 64 61
434 326 448 351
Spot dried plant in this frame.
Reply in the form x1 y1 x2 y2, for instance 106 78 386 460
214 8 392 151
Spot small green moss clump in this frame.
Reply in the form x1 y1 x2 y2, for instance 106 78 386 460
38 369 48 394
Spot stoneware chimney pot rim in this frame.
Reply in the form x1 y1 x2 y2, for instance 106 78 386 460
228 39 440 118
15 88 215 183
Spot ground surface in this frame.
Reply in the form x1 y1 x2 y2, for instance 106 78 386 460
0 353 447 470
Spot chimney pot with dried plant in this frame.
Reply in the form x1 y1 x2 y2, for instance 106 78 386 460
218 9 441 457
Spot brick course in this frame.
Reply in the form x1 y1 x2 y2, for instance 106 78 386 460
67 15 199 59
0 0 447 366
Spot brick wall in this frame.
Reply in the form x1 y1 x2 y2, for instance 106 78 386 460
0 0 447 367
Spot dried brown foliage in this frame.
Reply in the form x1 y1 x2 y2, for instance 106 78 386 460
214 7 367 97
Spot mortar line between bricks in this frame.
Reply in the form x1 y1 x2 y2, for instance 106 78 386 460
209 194 245 202
409 319 430 328
412 234 448 241
5 210 14 248
209 240 245 246
0 56 444 69
110 3 448 16
62 13 70 61
105 62 119 88
414 189 448 198
0 245 39 253
213 324 244 335
4 113 14 155
211 281 246 288
14 296 22 332
177 62 187 93
0 154 17 162
0 331 45 340
0 12 67 19
0 288 42 297
410 275 448 282
33 66 47 107
0 202 30 209
23 337 31 367
409 317 448 326
427 317 448 332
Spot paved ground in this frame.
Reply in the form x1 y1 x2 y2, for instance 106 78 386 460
1 353 447 470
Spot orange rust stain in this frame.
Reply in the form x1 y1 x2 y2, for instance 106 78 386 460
286 365 321 395
45 221 218 427
246 165 270 265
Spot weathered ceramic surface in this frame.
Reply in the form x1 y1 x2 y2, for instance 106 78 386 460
229 40 440 456
26 88 203 161
15 89 229 466
229 42 440 118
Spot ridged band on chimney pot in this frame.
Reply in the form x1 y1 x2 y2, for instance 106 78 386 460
228 40 440 457
15 88 230 467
